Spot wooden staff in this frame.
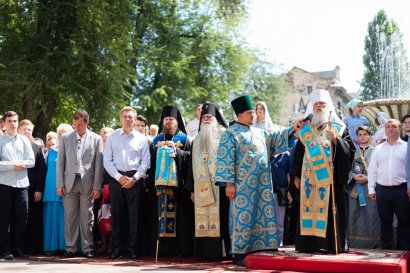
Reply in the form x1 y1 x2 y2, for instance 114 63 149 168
328 111 339 255
156 215 160 263
155 187 164 263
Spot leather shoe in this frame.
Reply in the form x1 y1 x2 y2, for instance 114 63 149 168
128 250 137 259
62 251 75 258
110 251 123 259
14 249 28 258
85 251 95 259
3 252 14 261
233 253 246 266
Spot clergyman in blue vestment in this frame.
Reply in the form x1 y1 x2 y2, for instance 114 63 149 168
215 95 296 266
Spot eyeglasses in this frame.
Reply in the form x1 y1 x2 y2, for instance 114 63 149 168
77 139 81 150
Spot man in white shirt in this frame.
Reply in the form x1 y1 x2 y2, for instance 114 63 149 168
186 104 202 139
0 111 35 260
368 119 410 250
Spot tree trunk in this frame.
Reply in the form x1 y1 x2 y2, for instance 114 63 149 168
32 97 58 138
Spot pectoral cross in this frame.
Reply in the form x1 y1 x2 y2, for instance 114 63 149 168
203 152 209 162
167 202 174 210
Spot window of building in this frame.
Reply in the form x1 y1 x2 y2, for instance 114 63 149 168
292 104 298 113
298 98 307 114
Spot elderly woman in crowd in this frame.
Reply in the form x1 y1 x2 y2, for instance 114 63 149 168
44 131 57 158
43 124 73 255
372 112 389 146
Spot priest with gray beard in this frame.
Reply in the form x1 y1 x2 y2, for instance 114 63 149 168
185 103 231 261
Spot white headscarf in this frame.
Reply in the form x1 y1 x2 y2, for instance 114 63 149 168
375 112 389 126
253 101 275 130
304 89 343 125
371 112 389 146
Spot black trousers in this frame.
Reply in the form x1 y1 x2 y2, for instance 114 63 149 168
0 184 28 254
24 193 43 254
376 183 410 250
108 172 142 255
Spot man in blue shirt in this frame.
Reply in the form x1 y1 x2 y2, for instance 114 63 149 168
104 106 151 259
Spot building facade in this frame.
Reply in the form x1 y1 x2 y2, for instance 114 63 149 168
278 66 352 126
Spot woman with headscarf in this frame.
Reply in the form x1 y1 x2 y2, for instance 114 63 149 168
343 99 369 146
253 101 280 132
371 112 389 146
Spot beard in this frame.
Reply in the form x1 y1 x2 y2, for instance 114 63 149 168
312 109 330 125
163 123 177 138
199 120 218 153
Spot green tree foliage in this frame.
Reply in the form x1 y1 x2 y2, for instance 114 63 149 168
243 53 289 124
0 0 250 135
361 9 409 100
0 0 138 135
131 0 251 125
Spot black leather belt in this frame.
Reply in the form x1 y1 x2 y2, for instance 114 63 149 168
377 183 406 188
118 170 137 178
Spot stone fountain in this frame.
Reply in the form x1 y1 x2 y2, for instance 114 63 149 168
361 31 410 122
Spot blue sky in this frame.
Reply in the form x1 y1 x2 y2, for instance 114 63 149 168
243 0 410 94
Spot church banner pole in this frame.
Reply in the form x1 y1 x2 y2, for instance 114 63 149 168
328 111 339 255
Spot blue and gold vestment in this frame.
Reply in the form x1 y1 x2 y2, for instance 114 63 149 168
153 131 188 238
214 122 294 254
298 119 345 238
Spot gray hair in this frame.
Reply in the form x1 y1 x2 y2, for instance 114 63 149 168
56 123 73 133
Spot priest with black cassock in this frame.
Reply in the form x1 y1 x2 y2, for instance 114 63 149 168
293 89 355 254
185 103 231 260
147 106 194 257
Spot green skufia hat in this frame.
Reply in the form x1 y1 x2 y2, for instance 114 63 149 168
231 95 254 115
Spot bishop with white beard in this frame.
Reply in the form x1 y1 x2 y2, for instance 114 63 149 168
294 89 355 254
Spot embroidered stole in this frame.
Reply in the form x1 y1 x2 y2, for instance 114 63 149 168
299 120 344 238
155 145 179 238
155 146 178 187
192 131 222 237
350 147 372 206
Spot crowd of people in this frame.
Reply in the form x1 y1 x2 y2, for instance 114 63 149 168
1 89 410 266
